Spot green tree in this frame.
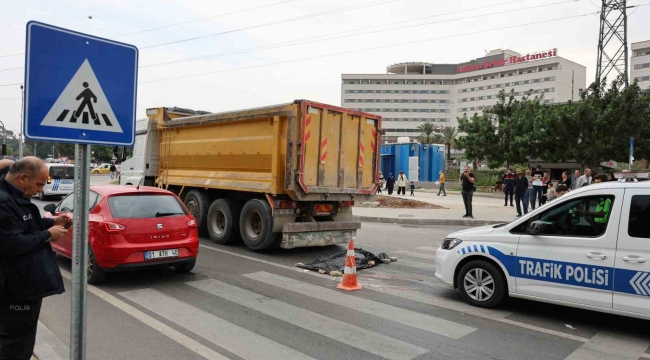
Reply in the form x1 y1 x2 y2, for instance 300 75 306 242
416 122 440 144
440 126 458 166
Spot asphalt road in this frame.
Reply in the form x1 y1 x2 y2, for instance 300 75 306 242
27 196 650 360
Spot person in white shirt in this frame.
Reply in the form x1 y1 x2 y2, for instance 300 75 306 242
396 171 408 195
576 168 592 188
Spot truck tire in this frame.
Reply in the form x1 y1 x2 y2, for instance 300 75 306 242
207 199 241 245
184 190 211 235
239 199 278 250
457 260 506 308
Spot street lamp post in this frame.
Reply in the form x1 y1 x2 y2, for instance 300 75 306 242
0 120 6 157
19 85 24 158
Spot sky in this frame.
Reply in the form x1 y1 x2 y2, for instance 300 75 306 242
1 0 649 135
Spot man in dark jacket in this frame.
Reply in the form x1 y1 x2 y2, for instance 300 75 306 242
385 173 395 195
0 157 69 359
502 168 515 207
513 168 529 217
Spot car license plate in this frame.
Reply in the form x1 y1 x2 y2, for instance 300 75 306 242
144 249 179 260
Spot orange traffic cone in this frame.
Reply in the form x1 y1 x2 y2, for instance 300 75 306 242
337 237 362 291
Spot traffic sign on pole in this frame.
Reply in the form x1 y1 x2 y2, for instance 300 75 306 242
23 21 138 146
23 21 138 360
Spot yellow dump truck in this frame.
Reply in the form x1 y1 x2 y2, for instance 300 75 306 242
120 100 381 250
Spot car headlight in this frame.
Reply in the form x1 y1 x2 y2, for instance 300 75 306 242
441 238 462 250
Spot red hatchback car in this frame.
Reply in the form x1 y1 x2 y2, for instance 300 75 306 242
44 185 199 284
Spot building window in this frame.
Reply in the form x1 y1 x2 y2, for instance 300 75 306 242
635 51 650 57
634 63 650 70
634 76 650 82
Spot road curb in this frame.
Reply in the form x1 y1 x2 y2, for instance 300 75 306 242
354 215 507 226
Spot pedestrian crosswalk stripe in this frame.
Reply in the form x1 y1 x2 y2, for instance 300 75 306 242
40 59 123 133
187 279 429 360
415 246 439 252
119 288 316 360
59 269 228 360
395 250 437 261
243 272 476 340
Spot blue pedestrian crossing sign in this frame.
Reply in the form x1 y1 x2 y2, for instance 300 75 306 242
23 21 138 146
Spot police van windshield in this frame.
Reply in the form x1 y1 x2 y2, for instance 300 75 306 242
50 166 75 180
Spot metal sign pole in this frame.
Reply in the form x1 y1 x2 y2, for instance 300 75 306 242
71 144 91 360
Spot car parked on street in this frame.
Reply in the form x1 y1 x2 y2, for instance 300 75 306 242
44 185 199 284
435 179 650 320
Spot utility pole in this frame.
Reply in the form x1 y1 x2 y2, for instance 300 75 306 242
595 0 630 89
19 85 24 158
0 120 6 157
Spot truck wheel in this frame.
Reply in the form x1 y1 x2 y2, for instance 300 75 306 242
239 199 278 250
207 199 241 245
184 190 211 235
457 260 506 308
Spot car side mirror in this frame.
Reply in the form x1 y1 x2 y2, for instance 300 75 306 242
44 204 57 215
528 220 546 235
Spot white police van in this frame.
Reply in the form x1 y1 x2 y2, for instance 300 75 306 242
435 178 650 320
37 163 75 200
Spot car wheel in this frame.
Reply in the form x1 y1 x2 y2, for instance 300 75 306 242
239 199 278 251
175 259 196 273
38 191 46 201
184 190 211 235
87 249 107 284
457 260 506 308
207 199 241 245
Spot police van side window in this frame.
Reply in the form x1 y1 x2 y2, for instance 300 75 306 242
532 195 615 237
629 195 650 238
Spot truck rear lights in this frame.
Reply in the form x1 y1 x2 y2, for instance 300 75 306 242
314 204 333 215
339 201 355 207
278 201 297 209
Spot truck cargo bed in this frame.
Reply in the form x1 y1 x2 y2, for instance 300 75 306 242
153 100 381 201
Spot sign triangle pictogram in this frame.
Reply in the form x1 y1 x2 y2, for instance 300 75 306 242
40 59 124 133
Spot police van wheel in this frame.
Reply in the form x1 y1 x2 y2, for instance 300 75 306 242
457 260 505 308
38 191 46 201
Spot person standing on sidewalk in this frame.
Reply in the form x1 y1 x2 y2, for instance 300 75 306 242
377 171 384 194
514 168 529 217
558 171 571 189
571 170 581 190
109 162 116 180
525 169 536 210
540 173 551 205
385 173 395 195
396 171 408 195
576 168 592 188
531 165 544 208
437 170 446 196
459 167 475 219
0 157 69 360
502 168 515 207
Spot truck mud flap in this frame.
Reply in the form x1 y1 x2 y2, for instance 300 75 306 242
280 222 361 249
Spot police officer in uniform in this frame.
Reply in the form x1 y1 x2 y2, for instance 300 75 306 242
0 157 69 360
